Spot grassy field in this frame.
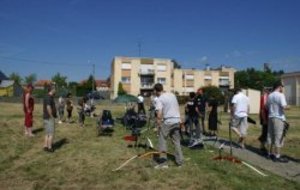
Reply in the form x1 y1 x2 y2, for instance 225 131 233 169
0 102 299 190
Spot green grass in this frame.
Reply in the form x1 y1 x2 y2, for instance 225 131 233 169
0 102 299 190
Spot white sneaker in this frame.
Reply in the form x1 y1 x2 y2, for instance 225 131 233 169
154 164 169 169
58 121 62 124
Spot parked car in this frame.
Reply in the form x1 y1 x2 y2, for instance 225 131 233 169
87 91 104 100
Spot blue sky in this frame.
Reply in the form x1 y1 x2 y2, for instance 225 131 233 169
0 0 299 82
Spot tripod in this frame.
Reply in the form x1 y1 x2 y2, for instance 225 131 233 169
213 121 241 163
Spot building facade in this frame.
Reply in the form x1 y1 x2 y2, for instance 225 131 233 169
110 56 235 98
282 71 300 106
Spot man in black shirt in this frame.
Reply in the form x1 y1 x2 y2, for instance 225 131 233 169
43 84 57 152
195 88 207 135
186 92 203 147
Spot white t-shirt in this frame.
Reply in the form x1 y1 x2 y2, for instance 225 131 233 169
137 95 144 103
267 91 287 121
231 92 249 117
156 92 181 125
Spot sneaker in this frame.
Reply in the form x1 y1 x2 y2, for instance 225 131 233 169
272 156 289 163
266 154 275 160
238 143 245 149
43 147 48 152
154 164 169 169
47 148 54 153
58 120 62 124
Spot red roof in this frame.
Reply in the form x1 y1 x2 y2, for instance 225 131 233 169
35 80 52 87
80 79 110 87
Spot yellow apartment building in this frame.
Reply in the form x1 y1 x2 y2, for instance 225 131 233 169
110 56 235 98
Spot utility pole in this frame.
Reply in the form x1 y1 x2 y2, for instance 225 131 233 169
92 62 95 92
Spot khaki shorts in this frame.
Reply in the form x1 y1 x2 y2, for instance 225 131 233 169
230 116 248 137
267 118 284 147
44 118 55 135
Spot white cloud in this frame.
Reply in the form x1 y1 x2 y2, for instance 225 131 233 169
199 56 208 63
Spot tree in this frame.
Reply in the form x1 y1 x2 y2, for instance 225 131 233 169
9 72 23 85
24 73 37 84
202 86 224 104
234 68 282 91
82 75 96 91
117 82 126 95
172 59 182 69
51 72 67 88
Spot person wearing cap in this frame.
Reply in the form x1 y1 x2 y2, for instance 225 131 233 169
266 81 289 162
43 84 57 152
23 84 35 137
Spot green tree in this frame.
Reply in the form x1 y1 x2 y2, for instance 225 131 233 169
24 73 37 84
9 72 23 85
51 72 67 88
202 86 224 104
117 82 126 95
234 68 282 91
83 75 96 91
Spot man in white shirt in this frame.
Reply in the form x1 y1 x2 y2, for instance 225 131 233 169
230 88 250 149
266 81 289 162
137 94 145 114
154 83 184 168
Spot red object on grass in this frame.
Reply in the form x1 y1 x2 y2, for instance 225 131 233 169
123 135 137 141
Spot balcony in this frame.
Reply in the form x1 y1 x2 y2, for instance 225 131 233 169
219 79 230 86
140 82 154 89
139 69 155 76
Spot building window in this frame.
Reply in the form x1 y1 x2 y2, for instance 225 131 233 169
157 64 167 72
121 77 131 84
185 74 194 80
204 75 212 80
121 63 131 70
157 77 166 84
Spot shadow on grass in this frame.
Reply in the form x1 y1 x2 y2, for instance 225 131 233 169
32 128 44 134
53 138 69 151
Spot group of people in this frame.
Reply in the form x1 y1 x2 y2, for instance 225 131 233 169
184 88 219 148
22 80 289 164
258 81 289 162
151 80 289 168
22 83 96 152
226 81 289 162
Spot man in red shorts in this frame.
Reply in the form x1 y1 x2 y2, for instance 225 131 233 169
23 84 35 137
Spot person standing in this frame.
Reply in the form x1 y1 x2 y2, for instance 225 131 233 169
230 88 250 149
185 92 203 147
43 85 57 152
154 83 184 168
258 88 270 153
23 84 35 137
137 94 146 114
266 81 289 162
77 97 85 128
208 97 218 137
195 88 208 135
65 93 73 123
58 96 65 124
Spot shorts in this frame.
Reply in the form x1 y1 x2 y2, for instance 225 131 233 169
24 112 33 128
44 118 55 135
267 118 284 147
230 116 248 137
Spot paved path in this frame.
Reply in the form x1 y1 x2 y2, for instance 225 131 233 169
203 137 300 182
